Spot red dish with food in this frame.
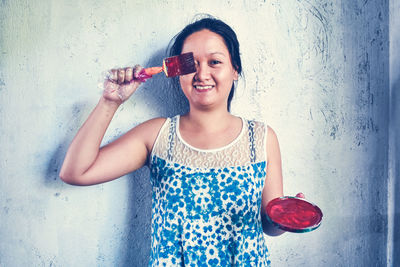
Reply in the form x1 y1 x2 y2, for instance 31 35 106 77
266 196 323 233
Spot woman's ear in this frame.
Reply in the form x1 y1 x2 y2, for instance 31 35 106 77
233 69 239 81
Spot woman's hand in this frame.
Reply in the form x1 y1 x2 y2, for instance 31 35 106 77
103 65 143 104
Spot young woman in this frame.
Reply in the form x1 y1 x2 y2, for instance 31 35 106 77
60 16 288 266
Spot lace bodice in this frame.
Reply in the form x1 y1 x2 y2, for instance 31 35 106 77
151 116 267 168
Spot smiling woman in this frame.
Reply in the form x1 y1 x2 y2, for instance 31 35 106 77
169 17 243 112
179 29 239 112
59 15 290 266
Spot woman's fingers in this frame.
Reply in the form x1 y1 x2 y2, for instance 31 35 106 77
296 192 305 198
125 67 133 82
108 69 118 82
108 67 138 84
133 65 143 79
102 65 144 103
117 69 125 84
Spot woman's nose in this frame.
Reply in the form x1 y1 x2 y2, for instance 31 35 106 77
194 63 210 81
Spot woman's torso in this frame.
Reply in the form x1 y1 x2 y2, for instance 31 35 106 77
148 115 271 266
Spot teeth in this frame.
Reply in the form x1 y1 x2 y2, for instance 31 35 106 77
194 85 213 90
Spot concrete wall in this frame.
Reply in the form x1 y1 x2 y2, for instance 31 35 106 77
0 0 394 266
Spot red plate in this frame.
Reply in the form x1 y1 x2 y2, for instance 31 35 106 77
266 196 323 233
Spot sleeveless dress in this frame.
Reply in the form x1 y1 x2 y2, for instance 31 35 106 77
148 115 271 266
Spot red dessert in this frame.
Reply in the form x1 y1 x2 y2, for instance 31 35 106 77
266 196 323 233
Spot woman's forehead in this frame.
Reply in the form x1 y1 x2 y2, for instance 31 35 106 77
181 30 229 55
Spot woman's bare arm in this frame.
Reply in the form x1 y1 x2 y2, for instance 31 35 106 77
59 97 166 186
261 126 285 236
59 66 164 186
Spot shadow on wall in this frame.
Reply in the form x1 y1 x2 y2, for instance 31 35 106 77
44 48 189 265
45 102 90 188
120 167 152 267
139 48 190 117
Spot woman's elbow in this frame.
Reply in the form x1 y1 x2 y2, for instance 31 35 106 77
59 171 85 186
263 226 285 236
262 215 285 236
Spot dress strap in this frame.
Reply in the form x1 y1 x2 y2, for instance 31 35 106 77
248 120 256 163
167 116 178 161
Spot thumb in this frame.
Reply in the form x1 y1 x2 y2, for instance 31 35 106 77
296 192 305 198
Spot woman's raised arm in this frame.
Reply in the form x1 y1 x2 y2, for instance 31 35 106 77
59 66 163 186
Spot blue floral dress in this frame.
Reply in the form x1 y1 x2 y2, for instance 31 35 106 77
148 115 270 266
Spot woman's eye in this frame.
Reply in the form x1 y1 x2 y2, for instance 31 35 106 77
209 60 221 66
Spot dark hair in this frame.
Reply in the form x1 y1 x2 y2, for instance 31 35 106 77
169 15 242 111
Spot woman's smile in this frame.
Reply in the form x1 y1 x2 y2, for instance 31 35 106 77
193 84 215 92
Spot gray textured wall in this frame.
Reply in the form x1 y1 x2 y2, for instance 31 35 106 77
0 0 395 266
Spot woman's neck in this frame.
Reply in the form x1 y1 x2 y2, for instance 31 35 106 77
178 106 243 150
181 108 236 133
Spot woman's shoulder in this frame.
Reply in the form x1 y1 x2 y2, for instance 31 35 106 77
241 117 269 132
134 117 169 138
140 116 169 128
122 117 168 149
240 117 279 151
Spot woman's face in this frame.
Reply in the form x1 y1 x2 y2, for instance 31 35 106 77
179 29 238 111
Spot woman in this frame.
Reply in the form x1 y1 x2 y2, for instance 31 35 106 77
60 16 286 266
